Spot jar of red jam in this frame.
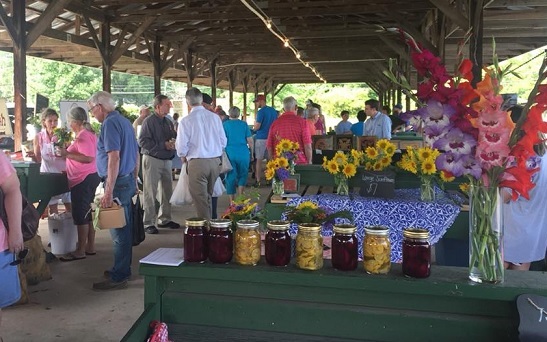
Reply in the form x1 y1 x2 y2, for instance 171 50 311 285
184 217 207 263
331 224 357 271
402 228 431 278
265 220 291 267
363 226 391 274
208 219 233 264
234 220 261 266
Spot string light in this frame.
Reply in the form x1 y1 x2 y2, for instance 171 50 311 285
239 0 326 82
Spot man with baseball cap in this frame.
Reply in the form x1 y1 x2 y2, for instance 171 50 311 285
252 94 277 187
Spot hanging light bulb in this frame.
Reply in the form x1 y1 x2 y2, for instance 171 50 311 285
305 62 309 68
283 39 289 47
296 52 301 59
266 20 272 29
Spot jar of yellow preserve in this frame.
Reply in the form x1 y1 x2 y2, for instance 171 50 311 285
234 220 261 266
296 223 323 270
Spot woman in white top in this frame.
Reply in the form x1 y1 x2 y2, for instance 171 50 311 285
31 108 72 215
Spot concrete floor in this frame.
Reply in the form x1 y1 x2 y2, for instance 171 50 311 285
2 178 271 342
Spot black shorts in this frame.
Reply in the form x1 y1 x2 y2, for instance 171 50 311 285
71 173 101 225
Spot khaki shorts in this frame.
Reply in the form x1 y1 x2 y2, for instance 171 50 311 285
254 139 269 161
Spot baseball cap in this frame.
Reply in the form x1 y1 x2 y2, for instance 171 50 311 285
394 103 403 109
253 94 266 102
202 93 213 105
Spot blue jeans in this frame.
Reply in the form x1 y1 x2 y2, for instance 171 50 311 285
108 174 136 282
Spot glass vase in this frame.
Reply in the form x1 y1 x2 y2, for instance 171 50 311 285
469 183 504 284
272 178 284 195
336 176 349 196
289 160 296 175
420 177 435 202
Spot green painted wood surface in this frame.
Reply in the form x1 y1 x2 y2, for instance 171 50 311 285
124 260 547 341
12 162 69 215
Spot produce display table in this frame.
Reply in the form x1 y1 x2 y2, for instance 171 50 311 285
123 259 547 341
12 161 69 215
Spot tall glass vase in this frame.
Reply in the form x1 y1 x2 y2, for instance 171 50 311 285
289 160 296 175
469 183 504 284
420 176 435 202
272 178 284 196
335 175 349 196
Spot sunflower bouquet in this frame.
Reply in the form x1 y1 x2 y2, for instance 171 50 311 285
264 156 291 195
52 127 72 147
361 139 397 171
322 150 361 195
275 139 301 174
397 146 454 201
221 193 266 227
284 200 353 225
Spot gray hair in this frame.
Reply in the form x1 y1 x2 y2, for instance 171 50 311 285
40 108 58 128
68 106 94 133
282 96 297 112
185 87 203 106
308 107 319 116
228 106 240 118
88 91 117 112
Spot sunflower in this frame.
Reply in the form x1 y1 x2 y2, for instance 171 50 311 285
326 160 340 174
266 160 277 169
322 156 328 168
379 156 391 168
277 157 289 168
421 158 437 175
459 182 470 193
373 162 383 171
350 149 362 161
291 141 300 150
278 139 292 151
264 168 275 180
440 170 455 182
342 163 357 178
297 201 318 210
334 151 347 165
383 141 397 156
365 146 379 159
376 139 389 150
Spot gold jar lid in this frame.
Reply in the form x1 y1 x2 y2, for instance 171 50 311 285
236 219 259 229
267 220 290 231
333 224 356 234
364 226 389 236
403 228 429 239
209 218 232 228
298 223 321 232
186 217 206 227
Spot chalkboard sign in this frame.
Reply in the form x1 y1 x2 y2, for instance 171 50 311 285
517 294 547 342
359 170 395 198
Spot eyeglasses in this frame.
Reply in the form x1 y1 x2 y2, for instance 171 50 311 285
10 248 29 266
89 103 100 111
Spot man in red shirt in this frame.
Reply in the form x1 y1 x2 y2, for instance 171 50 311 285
266 96 312 164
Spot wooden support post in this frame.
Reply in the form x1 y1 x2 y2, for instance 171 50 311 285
184 50 195 88
228 70 236 108
153 39 162 96
242 74 249 122
210 59 217 106
12 0 26 149
469 0 484 87
101 22 112 93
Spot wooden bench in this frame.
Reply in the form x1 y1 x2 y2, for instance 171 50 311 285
123 260 547 341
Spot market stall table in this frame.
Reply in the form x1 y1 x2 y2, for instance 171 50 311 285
282 190 461 262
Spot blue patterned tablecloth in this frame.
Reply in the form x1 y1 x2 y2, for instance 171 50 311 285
282 189 461 263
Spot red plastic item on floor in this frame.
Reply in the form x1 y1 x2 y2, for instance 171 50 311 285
147 320 172 342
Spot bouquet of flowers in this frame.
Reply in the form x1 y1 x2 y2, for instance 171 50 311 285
322 150 360 195
284 200 352 225
221 193 266 226
361 139 397 171
387 28 547 283
52 127 72 147
264 156 291 195
397 146 454 201
275 139 300 174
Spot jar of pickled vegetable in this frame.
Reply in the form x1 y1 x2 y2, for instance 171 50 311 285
184 217 207 263
208 219 233 264
402 228 431 278
265 220 291 267
296 223 323 270
363 226 391 274
332 224 357 271
234 220 261 266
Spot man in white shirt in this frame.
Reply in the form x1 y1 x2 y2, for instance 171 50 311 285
363 99 392 139
176 88 227 219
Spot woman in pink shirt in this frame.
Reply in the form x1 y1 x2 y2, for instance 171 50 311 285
58 107 100 261
0 152 24 326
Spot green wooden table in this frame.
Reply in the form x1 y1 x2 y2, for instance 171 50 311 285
124 259 547 341
12 162 69 215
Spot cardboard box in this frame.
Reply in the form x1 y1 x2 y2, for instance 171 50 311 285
92 204 126 230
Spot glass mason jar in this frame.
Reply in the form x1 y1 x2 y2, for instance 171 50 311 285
363 226 391 274
331 224 358 271
234 220 261 266
208 219 233 264
184 217 208 263
265 220 291 267
272 178 284 196
296 223 323 270
402 228 431 278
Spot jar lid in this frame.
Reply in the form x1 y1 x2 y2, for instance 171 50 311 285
209 218 232 228
267 220 290 230
364 226 389 236
186 217 206 227
403 228 429 239
333 224 356 234
236 219 259 229
298 223 321 232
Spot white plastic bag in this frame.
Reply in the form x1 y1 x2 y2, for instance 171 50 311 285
212 177 225 197
170 162 193 205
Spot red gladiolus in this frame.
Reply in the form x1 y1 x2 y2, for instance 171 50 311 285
458 59 474 81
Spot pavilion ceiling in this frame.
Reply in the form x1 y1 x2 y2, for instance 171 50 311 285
0 0 546 93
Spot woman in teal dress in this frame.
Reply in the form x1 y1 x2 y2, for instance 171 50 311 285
223 107 253 202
